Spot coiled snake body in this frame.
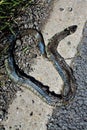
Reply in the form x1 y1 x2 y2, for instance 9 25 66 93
5 25 77 106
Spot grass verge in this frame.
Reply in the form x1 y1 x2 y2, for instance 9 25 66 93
0 0 33 34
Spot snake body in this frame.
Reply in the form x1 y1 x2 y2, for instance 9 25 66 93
5 25 77 106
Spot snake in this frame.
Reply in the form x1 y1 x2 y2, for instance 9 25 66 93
5 25 77 106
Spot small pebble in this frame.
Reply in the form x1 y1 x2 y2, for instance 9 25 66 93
15 128 19 130
39 113 41 116
59 8 64 11
30 111 33 116
67 41 71 45
16 107 19 110
9 126 12 129
32 100 35 104
68 7 73 12
16 40 22 46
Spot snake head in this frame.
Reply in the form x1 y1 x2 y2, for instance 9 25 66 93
64 25 77 35
69 25 77 33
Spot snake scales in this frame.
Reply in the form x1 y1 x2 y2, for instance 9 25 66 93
5 25 77 106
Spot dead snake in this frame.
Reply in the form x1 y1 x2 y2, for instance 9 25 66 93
5 25 77 106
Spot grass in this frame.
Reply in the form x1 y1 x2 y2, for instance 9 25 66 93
0 0 33 34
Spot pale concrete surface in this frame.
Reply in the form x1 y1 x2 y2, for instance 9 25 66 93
2 89 52 130
2 0 87 130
